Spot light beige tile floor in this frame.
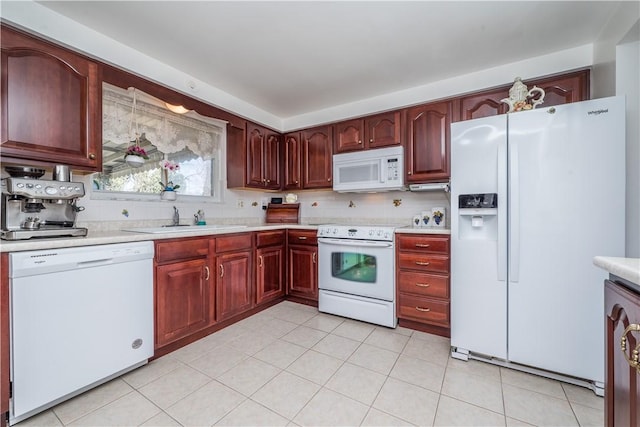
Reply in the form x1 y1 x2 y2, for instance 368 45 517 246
18 301 604 427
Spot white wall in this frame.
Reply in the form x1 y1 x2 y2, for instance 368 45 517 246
616 30 640 257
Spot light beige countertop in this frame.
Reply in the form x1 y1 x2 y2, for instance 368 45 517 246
593 256 640 287
0 223 449 252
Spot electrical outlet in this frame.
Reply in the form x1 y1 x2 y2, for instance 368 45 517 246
237 199 244 208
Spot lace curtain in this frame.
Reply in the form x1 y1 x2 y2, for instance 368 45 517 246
102 83 225 160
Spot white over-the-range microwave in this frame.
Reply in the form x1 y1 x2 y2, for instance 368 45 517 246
332 146 405 193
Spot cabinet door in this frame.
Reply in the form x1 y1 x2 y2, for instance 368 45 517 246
288 245 318 301
0 26 101 171
605 279 640 427
457 70 590 122
216 250 253 321
334 119 365 153
284 133 302 190
301 126 333 189
365 111 401 149
246 124 266 188
406 101 451 183
256 245 285 305
264 132 281 189
156 258 209 347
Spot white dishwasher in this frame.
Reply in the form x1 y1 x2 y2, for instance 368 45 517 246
9 241 154 425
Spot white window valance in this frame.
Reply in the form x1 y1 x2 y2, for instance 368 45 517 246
102 83 226 160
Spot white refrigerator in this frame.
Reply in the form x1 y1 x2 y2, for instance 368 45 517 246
450 96 625 394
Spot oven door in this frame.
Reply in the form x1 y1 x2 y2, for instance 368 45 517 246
318 237 395 301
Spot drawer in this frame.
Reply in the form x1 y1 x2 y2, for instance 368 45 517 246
396 234 449 254
288 229 318 245
216 233 253 252
398 294 450 327
155 237 209 263
397 271 449 299
398 253 449 274
256 230 285 247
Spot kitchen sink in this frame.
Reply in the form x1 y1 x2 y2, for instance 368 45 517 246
122 225 247 234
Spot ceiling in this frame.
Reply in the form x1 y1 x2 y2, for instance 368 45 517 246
37 1 621 119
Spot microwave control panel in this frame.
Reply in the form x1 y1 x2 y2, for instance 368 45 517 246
386 158 400 182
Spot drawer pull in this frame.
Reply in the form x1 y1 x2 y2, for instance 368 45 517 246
219 264 224 277
298 236 308 240
259 255 263 267
312 252 317 263
415 261 430 266
416 283 430 287
415 243 431 248
415 306 431 312
204 266 210 281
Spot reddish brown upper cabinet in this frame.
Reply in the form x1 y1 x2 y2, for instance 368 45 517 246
283 133 302 190
365 111 402 149
301 126 333 189
245 123 282 190
457 69 590 122
405 101 452 183
334 119 365 153
605 278 640 427
0 25 101 171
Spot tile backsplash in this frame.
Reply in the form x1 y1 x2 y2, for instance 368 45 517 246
2 170 450 231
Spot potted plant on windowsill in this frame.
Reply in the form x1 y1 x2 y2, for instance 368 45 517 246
124 143 149 168
159 159 180 201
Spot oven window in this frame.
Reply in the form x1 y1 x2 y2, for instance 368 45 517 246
331 251 377 283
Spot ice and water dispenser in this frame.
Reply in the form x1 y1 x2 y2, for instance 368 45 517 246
457 193 498 240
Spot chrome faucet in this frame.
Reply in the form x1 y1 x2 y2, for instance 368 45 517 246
172 206 179 226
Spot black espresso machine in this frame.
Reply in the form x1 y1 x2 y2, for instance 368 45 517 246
1 166 87 240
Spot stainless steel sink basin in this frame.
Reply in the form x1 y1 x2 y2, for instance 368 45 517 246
122 225 247 234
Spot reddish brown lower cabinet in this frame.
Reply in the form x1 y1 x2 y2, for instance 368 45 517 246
256 231 285 305
396 233 451 337
287 229 318 303
216 233 254 321
156 258 210 347
154 238 213 349
605 278 640 427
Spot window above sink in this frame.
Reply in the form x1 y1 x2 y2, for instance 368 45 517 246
92 83 227 203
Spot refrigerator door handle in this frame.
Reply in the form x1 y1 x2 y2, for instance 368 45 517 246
510 142 520 282
497 141 507 281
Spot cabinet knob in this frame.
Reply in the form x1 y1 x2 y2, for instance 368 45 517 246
266 180 270 183
408 171 412 175
295 180 299 184
358 140 362 144
369 138 373 143
89 153 96 160
327 178 331 182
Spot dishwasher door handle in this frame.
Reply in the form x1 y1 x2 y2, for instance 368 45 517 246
77 258 115 267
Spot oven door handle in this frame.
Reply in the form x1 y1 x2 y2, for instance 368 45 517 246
317 237 393 248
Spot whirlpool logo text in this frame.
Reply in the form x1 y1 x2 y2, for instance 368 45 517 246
588 109 609 115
